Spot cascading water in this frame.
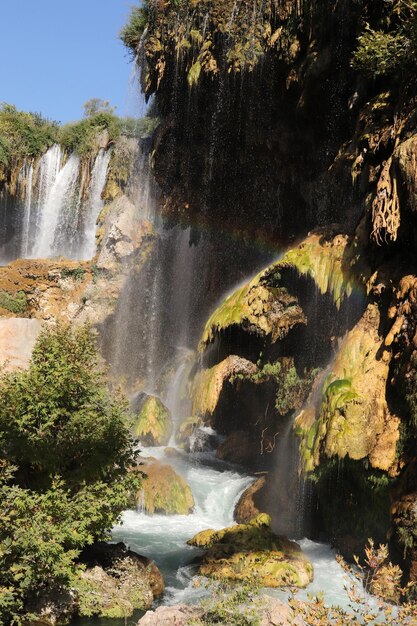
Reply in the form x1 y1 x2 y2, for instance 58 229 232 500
77 148 111 260
32 152 81 258
0 144 111 263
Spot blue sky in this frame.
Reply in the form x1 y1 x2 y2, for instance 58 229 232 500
0 0 139 123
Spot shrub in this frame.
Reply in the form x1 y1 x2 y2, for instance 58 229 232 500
120 5 149 55
0 290 27 314
0 324 140 624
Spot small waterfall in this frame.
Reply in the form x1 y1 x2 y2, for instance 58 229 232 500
32 153 81 258
78 148 111 260
0 144 111 262
20 160 34 258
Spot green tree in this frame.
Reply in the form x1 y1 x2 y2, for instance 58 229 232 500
0 324 140 624
83 98 116 118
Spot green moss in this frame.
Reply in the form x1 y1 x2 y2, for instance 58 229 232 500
188 514 313 588
0 290 27 314
133 396 173 446
60 267 87 281
140 461 195 515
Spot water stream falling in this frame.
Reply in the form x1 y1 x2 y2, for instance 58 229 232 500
0 144 111 263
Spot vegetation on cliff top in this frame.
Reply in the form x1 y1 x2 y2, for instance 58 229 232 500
0 324 140 624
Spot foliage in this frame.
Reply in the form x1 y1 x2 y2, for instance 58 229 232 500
0 324 140 624
352 27 411 77
275 365 318 416
0 103 59 171
120 5 149 55
83 98 115 118
191 579 262 626
59 112 121 157
0 290 27 314
352 1 417 78
60 267 87 281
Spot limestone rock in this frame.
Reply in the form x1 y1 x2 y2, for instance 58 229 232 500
395 133 417 213
0 318 42 371
75 542 163 619
138 459 195 515
187 514 313 588
96 195 154 271
234 476 267 523
216 430 253 465
199 232 355 351
138 605 201 625
192 356 257 417
134 396 173 446
296 304 400 474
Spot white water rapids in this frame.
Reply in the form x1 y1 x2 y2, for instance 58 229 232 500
112 445 367 612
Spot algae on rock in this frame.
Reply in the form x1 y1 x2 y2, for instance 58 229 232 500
133 396 173 446
296 304 400 474
138 459 195 515
188 514 313 588
200 233 355 350
192 355 258 417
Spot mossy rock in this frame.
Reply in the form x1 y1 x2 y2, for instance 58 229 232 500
133 396 173 446
188 514 313 588
200 233 356 351
192 356 257 416
296 304 400 474
175 415 203 447
138 459 195 515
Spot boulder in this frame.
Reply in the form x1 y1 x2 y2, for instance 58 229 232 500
138 605 201 625
138 459 195 515
137 597 306 626
134 396 173 446
74 542 163 619
187 514 313 588
216 430 253 465
192 356 258 417
0 318 42 371
234 475 267 523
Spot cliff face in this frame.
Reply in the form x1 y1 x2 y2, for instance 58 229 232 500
125 0 417 578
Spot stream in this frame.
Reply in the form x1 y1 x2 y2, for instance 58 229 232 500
75 442 373 626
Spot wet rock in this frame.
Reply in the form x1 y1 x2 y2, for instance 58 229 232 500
176 415 204 448
133 396 173 446
296 303 400 474
188 514 313 588
138 458 195 515
192 355 258 417
216 430 253 465
79 542 164 598
234 475 267 523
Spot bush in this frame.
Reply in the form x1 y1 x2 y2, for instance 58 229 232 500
0 290 27 314
120 5 149 54
0 324 140 624
0 103 59 170
352 27 411 77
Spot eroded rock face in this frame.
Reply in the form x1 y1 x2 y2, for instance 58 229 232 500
296 303 400 474
0 318 42 370
138 458 195 515
133 396 173 446
234 476 267 524
188 514 313 588
192 356 258 417
75 542 163 620
216 431 254 465
138 605 201 626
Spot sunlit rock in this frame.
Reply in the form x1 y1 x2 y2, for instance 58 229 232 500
133 396 173 446
137 459 195 515
188 514 313 588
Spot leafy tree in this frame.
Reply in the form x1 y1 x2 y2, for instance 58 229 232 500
0 324 140 624
83 98 116 118
120 5 149 55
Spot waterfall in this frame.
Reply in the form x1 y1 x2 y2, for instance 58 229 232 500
78 148 111 260
31 153 81 258
0 144 111 263
21 160 34 258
